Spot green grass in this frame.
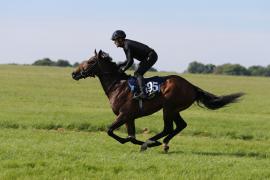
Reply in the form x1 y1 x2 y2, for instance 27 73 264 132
0 65 270 179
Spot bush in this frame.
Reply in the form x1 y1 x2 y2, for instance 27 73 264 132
55 59 72 67
215 64 250 76
186 61 270 77
248 66 267 76
203 64 216 73
265 65 270 77
73 62 80 67
32 58 55 66
187 61 215 74
33 58 72 67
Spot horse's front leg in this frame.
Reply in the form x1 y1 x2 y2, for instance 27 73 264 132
107 113 131 144
125 120 144 145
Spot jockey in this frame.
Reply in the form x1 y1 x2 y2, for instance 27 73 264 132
111 30 158 99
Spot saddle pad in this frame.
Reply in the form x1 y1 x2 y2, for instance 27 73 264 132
127 76 165 97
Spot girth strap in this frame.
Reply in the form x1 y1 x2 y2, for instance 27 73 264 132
139 99 143 114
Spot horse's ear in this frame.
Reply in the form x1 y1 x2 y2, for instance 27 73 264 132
98 50 103 59
94 49 97 57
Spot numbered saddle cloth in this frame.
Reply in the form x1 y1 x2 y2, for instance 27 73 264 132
127 76 166 99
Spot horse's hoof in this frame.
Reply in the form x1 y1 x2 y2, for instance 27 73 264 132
163 144 169 153
140 140 160 152
141 141 149 152
140 143 148 152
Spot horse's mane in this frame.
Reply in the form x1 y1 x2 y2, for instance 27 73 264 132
102 52 130 80
103 56 118 69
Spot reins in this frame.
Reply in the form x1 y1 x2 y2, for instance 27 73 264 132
81 58 127 95
81 59 116 78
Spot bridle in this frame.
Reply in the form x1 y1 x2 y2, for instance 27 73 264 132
79 57 124 95
80 59 98 78
80 57 118 79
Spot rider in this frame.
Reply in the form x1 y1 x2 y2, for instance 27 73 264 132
111 30 158 99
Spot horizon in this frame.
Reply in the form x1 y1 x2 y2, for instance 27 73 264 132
1 58 270 74
1 0 269 72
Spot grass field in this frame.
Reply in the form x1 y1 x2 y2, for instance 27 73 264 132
0 65 270 179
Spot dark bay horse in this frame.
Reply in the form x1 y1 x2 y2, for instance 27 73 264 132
72 50 244 152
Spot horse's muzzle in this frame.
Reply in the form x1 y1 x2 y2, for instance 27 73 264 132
72 72 81 81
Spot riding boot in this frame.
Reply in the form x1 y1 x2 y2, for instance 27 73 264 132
136 75 147 99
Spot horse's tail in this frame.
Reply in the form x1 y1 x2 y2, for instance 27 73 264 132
194 86 244 110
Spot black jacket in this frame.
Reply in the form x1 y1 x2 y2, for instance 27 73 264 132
119 39 153 71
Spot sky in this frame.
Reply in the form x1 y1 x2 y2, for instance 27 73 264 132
0 0 269 72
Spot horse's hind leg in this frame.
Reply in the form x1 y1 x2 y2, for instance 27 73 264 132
140 109 174 151
163 113 187 153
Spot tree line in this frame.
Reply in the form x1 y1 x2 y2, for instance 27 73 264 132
186 61 270 77
32 58 75 67
32 58 157 71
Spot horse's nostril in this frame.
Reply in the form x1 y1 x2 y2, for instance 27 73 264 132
81 71 86 76
72 72 76 78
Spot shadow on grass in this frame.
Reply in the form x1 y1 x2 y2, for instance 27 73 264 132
193 151 269 159
166 150 268 159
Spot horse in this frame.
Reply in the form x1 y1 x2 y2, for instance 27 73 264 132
72 50 244 152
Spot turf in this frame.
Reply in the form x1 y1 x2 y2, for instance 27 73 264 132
0 65 269 179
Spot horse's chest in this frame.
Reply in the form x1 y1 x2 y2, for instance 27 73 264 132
108 84 130 115
109 95 122 115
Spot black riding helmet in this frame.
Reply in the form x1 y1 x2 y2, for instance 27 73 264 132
111 30 126 40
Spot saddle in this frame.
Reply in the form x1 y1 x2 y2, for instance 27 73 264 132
127 76 165 99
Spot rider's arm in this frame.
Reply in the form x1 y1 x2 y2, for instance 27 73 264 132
117 61 127 68
122 49 134 72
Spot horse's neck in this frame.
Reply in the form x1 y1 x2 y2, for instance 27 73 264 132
97 74 123 96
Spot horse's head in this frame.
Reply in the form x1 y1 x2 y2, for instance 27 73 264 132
72 49 119 81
